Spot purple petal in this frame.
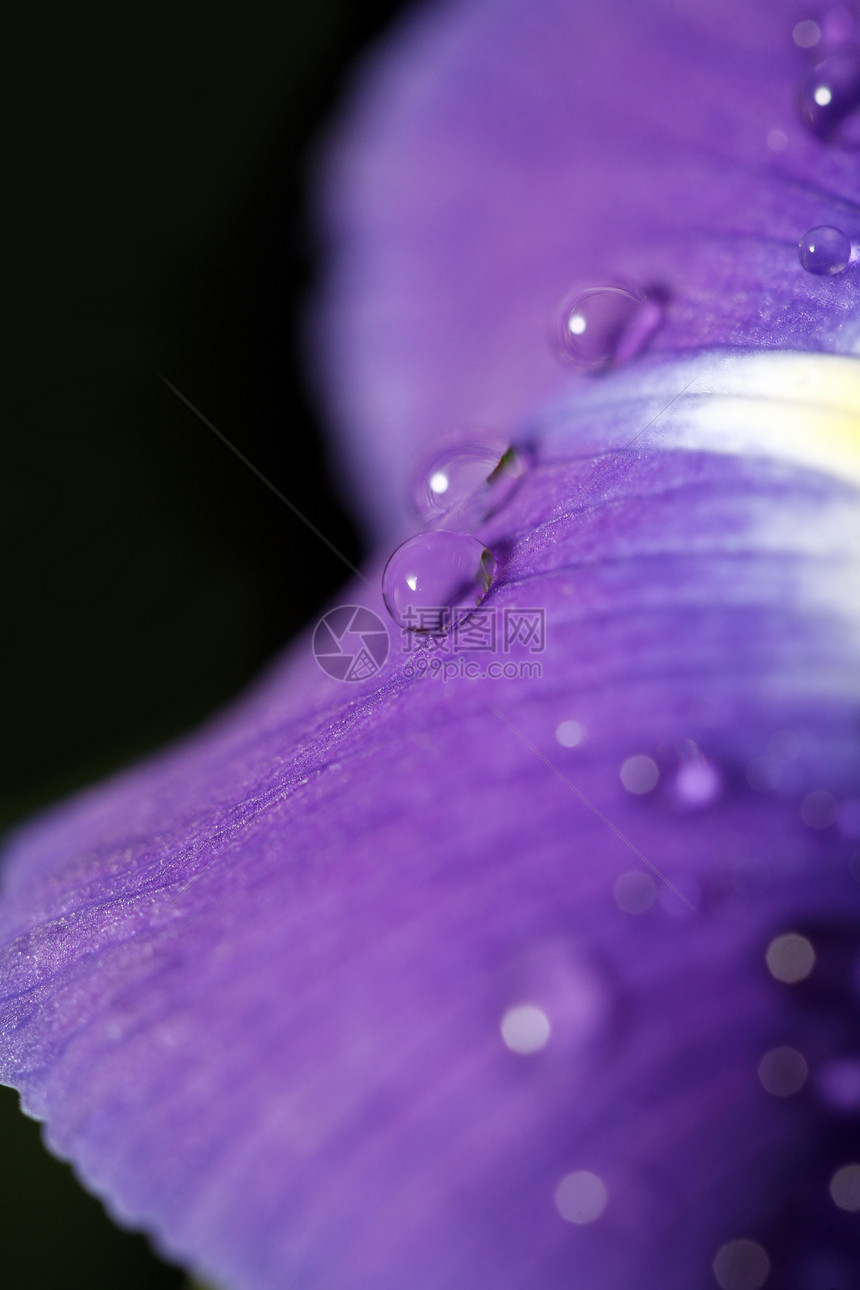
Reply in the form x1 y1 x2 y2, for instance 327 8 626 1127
3 1 860 1289
312 0 859 534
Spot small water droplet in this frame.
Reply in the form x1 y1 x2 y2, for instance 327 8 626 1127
766 931 816 983
758 1045 809 1097
712 1239 771 1290
411 441 527 524
829 1162 860 1211
798 225 852 274
555 719 586 747
799 49 860 144
382 531 495 630
556 285 663 369
554 1170 608 1225
793 19 822 49
613 870 656 914
500 939 608 1059
500 1003 551 1054
620 754 660 795
672 757 722 809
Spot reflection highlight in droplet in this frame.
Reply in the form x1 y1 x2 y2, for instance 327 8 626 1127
554 1170 608 1225
765 932 816 983
499 1003 551 1055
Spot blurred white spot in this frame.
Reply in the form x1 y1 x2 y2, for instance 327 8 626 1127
712 1238 771 1290
500 1004 551 1055
793 19 821 47
801 790 838 829
818 1058 860 1110
554 1170 608 1225
555 719 585 748
814 85 833 106
674 757 721 808
757 1046 808 1097
567 313 586 336
766 128 788 151
620 754 659 794
614 870 656 914
829 1163 860 1212
766 932 815 984
429 471 449 496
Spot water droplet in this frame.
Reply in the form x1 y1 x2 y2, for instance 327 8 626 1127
556 285 663 369
412 441 527 524
798 225 852 274
501 939 608 1060
829 1162 860 1211
758 1045 809 1096
799 49 860 144
382 532 495 630
712 1239 771 1290
672 757 722 809
554 1170 608 1225
793 19 822 48
620 754 660 795
613 869 656 914
500 1003 551 1054
555 719 586 747
766 931 816 983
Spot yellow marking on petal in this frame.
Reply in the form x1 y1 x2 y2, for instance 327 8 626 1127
662 351 860 487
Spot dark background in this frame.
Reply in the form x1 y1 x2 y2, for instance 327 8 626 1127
2 2 406 1284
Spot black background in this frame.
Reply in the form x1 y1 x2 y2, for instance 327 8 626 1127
2 1 406 1284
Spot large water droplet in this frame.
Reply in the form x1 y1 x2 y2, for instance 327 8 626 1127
382 531 495 630
798 225 852 274
412 441 527 525
556 285 663 369
799 48 860 144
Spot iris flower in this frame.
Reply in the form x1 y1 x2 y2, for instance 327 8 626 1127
2 1 859 1288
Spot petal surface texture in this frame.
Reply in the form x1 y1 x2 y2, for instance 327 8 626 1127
3 2 860 1290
